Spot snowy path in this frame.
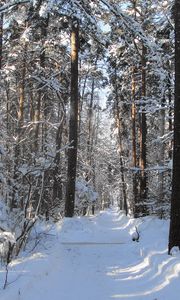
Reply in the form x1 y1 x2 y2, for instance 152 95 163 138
1 207 180 300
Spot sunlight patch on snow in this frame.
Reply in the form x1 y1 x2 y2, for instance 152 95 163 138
10 252 47 267
150 257 175 280
111 264 180 298
0 269 28 274
111 262 180 297
115 219 132 230
107 249 168 277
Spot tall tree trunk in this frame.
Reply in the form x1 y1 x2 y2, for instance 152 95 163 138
139 44 147 216
0 13 3 70
168 74 173 159
158 97 165 218
85 77 95 181
40 16 50 219
168 0 180 254
33 17 49 153
65 19 79 217
114 64 128 215
78 63 89 133
85 56 98 214
131 67 137 168
131 66 139 217
52 110 64 203
86 56 98 182
12 42 27 210
92 107 100 188
41 16 49 155
18 43 27 130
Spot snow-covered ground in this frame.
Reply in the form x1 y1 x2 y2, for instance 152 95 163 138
0 207 180 300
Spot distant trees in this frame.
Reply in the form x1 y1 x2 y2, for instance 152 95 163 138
105 0 173 217
0 0 108 224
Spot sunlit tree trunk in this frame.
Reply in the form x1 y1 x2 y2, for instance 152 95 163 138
12 42 27 210
78 61 89 133
114 64 128 215
86 55 98 183
65 19 79 217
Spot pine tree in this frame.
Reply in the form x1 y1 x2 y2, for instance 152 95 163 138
168 0 180 254
65 19 79 217
0 12 3 69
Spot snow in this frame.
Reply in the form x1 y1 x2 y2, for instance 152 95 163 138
75 179 98 208
0 231 16 259
0 206 180 299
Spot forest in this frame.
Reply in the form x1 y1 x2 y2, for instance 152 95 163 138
0 0 180 299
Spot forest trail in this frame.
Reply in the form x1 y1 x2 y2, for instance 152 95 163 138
1 207 180 300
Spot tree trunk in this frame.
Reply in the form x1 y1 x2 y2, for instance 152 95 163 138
33 17 49 153
52 111 64 203
158 97 165 218
85 59 97 182
168 74 173 159
168 0 180 254
41 16 49 155
78 64 89 133
114 64 128 215
40 16 50 218
65 19 79 217
18 43 27 129
12 42 27 210
0 13 3 70
139 44 147 216
131 66 139 217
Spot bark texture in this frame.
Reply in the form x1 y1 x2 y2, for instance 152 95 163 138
139 44 147 216
65 20 79 217
0 13 3 70
168 0 180 253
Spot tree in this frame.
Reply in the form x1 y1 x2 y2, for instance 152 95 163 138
0 12 3 69
114 61 128 214
65 19 79 217
139 44 147 215
168 0 180 254
0 0 176 226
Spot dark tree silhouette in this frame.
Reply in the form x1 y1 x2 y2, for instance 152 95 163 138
168 0 180 254
0 12 3 69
